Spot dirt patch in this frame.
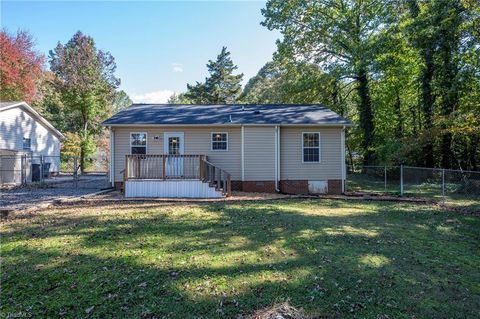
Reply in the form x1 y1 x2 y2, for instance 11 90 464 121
245 302 331 319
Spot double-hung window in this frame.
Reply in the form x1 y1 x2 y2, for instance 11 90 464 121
23 138 31 150
130 133 147 154
302 133 320 163
211 132 228 151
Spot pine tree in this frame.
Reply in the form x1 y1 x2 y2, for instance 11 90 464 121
185 47 243 104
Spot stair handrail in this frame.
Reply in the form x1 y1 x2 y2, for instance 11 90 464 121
200 159 231 197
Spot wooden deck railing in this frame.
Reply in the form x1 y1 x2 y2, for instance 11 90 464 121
125 154 204 180
124 154 231 196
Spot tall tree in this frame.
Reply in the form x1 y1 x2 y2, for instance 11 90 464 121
435 0 463 168
404 0 440 167
167 92 192 104
185 47 243 103
49 31 120 173
112 90 132 113
0 30 44 103
242 60 351 115
262 0 394 165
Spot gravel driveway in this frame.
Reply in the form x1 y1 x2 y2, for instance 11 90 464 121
0 174 112 210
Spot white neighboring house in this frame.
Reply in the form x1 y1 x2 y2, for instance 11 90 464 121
0 101 64 184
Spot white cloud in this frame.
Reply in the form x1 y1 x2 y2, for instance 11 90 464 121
131 90 175 104
171 63 183 73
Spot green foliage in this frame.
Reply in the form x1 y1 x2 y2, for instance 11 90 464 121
262 0 396 164
167 92 192 104
61 132 81 157
185 47 243 104
112 90 132 113
49 31 120 172
243 61 333 105
259 0 479 169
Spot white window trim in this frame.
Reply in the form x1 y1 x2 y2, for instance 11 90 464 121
302 132 321 163
210 132 229 151
130 132 148 155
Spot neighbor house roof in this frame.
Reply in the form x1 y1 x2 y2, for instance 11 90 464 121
102 104 352 126
0 101 65 139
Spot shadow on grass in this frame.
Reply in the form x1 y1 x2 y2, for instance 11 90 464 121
1 199 480 318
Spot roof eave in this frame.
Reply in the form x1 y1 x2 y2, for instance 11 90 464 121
0 102 65 140
101 122 353 127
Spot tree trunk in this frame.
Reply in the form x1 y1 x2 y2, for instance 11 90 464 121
356 66 375 165
331 78 344 116
420 47 435 168
395 90 403 138
439 36 459 169
470 136 479 170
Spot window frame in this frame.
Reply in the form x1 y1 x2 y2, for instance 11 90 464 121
22 137 31 150
302 132 321 163
210 132 229 151
130 132 148 155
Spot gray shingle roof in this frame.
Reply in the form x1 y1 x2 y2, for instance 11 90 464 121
102 104 352 126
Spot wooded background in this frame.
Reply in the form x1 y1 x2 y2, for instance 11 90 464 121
1 0 479 171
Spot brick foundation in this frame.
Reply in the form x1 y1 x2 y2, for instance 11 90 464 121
242 181 276 193
328 179 342 195
115 179 343 195
231 180 243 191
279 180 309 194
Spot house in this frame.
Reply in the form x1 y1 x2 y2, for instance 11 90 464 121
102 104 352 198
0 101 64 184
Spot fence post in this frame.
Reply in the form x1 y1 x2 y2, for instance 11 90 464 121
21 154 25 185
23 154 27 185
73 156 78 188
400 165 404 196
384 165 387 192
40 155 44 183
442 168 445 201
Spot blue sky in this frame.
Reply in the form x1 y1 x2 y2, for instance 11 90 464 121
1 1 280 102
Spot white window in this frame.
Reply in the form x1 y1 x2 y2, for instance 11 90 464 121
211 132 228 151
302 133 320 163
23 138 31 150
130 133 147 154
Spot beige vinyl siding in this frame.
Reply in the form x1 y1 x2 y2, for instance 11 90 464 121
280 127 342 180
0 106 61 171
113 126 241 182
243 126 276 181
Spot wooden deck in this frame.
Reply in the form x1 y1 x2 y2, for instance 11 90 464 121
124 154 231 197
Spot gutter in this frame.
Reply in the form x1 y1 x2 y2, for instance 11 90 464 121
275 126 280 192
341 125 346 193
109 127 115 187
100 123 354 128
241 126 245 182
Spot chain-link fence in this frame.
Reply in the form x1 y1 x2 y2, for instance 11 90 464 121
0 155 109 189
347 165 480 209
0 155 29 186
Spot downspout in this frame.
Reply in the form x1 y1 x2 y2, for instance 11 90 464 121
110 127 115 187
341 126 346 193
241 126 245 182
275 126 280 192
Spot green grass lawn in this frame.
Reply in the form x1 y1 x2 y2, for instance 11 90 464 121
2 199 480 318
